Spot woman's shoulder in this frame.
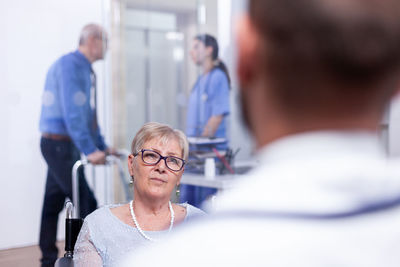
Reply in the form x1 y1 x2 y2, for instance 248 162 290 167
83 204 122 224
209 68 229 91
211 68 228 81
178 203 207 218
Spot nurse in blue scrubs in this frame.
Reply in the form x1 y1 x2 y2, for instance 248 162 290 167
181 34 231 207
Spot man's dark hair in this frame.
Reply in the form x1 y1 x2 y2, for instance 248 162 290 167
249 0 400 115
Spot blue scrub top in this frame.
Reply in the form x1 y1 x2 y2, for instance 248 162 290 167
186 68 230 139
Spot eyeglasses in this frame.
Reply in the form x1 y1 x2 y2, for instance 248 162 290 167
134 149 185 172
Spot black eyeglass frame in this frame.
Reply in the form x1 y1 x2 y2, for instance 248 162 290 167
133 149 185 172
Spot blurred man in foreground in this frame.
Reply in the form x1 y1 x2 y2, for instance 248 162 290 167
123 0 400 266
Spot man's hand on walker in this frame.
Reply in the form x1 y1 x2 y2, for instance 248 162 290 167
87 150 107 165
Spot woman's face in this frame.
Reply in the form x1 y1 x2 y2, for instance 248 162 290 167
190 39 211 65
128 137 184 201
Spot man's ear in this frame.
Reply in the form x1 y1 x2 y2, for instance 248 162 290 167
236 14 260 89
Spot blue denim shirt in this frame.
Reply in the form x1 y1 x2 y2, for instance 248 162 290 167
39 50 107 155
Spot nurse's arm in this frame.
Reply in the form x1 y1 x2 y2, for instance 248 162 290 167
201 115 223 137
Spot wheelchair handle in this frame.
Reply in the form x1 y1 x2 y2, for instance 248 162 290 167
72 154 127 218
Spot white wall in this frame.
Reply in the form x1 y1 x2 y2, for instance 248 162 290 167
0 0 108 249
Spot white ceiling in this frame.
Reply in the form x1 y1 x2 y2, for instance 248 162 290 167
125 0 198 13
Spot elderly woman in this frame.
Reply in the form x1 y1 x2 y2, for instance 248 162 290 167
73 122 204 266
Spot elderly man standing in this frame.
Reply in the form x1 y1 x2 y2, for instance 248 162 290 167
38 23 115 267
124 0 400 266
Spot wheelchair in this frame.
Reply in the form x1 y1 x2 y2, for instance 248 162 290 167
54 202 82 267
55 153 130 267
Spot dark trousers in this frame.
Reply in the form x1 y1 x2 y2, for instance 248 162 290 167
39 137 97 267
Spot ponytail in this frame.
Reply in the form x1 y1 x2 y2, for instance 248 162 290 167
215 60 231 89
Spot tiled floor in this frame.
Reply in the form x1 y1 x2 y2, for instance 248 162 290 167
0 242 64 267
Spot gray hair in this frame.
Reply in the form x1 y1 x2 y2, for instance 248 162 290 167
79 23 104 46
131 122 189 161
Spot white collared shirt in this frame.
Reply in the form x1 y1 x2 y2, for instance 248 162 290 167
122 131 400 267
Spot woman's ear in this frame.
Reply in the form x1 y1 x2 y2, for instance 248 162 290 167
206 46 214 58
128 154 135 177
176 169 184 185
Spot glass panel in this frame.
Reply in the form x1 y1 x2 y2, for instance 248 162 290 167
122 2 199 138
125 28 147 142
113 0 252 204
148 30 184 127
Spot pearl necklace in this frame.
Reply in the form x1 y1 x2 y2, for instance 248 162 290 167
129 200 174 242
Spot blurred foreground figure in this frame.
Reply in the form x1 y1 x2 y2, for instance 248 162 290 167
123 0 400 266
39 23 116 267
